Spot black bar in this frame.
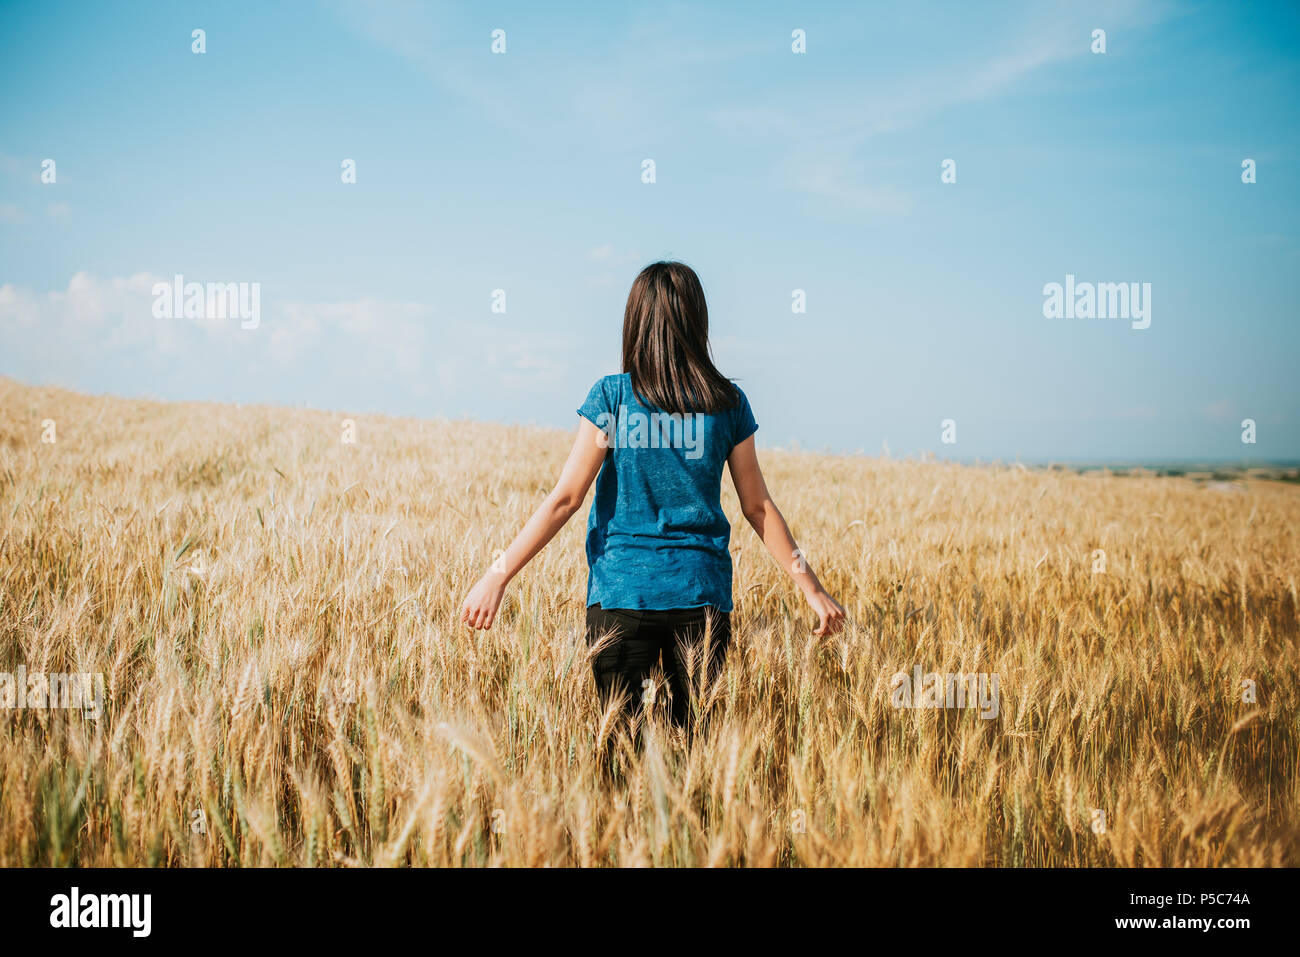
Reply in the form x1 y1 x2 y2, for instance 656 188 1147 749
0 866 1287 944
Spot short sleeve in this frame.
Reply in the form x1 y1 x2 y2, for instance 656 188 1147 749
577 377 613 433
731 386 758 448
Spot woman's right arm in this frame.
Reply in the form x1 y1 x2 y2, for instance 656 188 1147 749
726 435 846 636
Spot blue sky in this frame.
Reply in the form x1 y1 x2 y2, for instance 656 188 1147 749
1 0 1297 462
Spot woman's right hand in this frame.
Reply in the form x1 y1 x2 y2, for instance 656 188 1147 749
460 569 508 630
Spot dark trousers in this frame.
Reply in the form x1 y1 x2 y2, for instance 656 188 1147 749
585 603 731 732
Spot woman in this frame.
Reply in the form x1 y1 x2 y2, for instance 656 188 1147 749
460 261 845 729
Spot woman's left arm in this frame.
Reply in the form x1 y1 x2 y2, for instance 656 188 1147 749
460 417 608 630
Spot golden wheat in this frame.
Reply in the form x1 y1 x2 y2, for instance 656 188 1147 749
1 376 1296 866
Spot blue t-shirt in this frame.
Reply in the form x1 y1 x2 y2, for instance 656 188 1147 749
576 372 758 612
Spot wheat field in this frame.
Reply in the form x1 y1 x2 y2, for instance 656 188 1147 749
1 375 1296 867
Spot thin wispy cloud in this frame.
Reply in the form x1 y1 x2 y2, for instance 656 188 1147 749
712 0 1177 210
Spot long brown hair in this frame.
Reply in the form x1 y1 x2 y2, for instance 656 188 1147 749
621 261 738 414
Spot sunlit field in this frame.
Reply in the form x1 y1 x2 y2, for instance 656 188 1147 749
1 376 1296 867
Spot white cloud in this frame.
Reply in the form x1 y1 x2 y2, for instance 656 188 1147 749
0 272 587 415
787 160 911 214
1204 399 1234 421
583 245 648 286
269 296 433 372
585 244 644 268
0 272 436 383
